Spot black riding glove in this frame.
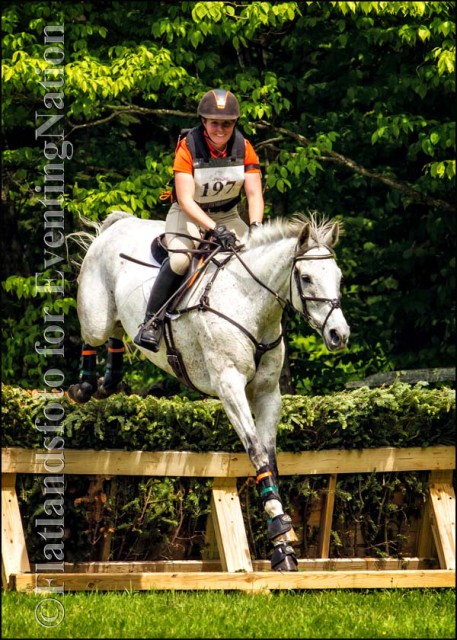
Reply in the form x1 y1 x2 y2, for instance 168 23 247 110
211 225 237 249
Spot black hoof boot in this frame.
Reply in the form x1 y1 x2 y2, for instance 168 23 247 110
67 380 97 404
94 376 123 400
271 543 298 572
268 514 293 539
133 320 163 352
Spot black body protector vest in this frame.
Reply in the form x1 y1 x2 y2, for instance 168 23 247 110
174 125 259 212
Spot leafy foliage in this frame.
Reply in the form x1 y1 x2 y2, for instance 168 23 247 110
2 382 455 451
2 1 455 394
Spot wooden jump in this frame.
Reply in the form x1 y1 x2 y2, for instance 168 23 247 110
2 446 455 592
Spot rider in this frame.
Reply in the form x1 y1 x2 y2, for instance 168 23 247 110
134 88 264 352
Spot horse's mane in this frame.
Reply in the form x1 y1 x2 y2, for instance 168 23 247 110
245 213 341 250
66 211 339 268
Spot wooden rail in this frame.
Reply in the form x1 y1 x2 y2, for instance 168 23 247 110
2 446 455 592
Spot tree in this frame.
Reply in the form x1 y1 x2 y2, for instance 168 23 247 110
2 1 455 394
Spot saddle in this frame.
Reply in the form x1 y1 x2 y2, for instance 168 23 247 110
150 234 168 266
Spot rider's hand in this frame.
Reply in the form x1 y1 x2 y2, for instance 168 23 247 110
249 221 263 235
212 225 237 249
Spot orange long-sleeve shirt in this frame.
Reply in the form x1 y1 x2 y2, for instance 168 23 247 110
173 132 261 175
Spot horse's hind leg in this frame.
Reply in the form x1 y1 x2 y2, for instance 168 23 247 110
68 344 99 403
95 334 126 399
69 265 121 403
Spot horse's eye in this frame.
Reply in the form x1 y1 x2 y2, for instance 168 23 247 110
302 275 312 284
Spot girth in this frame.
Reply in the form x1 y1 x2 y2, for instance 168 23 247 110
163 315 208 396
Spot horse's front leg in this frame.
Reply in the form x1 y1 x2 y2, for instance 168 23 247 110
248 383 298 571
215 366 298 571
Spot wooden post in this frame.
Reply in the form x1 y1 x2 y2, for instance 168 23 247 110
318 474 337 558
209 478 253 573
202 510 220 560
2 473 30 588
417 497 436 559
428 471 455 570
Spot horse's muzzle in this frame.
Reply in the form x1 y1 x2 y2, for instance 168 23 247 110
326 327 350 351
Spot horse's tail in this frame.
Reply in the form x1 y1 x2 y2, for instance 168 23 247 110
66 210 133 268
100 210 133 233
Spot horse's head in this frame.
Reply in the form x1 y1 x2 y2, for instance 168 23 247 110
289 217 350 351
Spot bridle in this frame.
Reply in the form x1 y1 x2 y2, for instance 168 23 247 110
290 245 342 335
207 240 342 340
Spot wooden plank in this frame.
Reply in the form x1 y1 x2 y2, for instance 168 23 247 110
428 471 455 570
12 570 456 592
275 446 456 476
1 448 239 477
2 474 30 588
317 474 337 558
60 557 439 574
210 478 253 573
2 446 455 477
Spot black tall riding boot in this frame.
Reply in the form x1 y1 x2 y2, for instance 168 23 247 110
134 259 184 352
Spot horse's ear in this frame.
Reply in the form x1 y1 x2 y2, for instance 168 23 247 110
298 223 311 251
324 223 340 248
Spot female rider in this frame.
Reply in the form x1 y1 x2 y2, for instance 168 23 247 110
134 89 264 352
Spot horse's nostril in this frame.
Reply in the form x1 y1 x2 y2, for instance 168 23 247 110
330 329 340 346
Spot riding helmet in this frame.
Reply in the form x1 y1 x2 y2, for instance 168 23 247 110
197 89 240 120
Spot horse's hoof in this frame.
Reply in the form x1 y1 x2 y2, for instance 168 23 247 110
271 543 298 572
67 381 96 404
93 378 125 399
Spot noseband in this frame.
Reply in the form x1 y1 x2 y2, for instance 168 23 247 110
290 245 341 335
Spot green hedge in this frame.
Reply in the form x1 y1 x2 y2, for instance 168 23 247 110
2 382 455 451
2 383 455 564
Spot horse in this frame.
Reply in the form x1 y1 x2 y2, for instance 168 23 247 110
69 210 350 571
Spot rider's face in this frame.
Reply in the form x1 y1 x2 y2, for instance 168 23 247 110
202 118 236 148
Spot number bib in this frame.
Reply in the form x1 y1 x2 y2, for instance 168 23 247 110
193 157 245 209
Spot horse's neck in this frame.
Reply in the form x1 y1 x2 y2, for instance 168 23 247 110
207 237 295 331
240 237 295 298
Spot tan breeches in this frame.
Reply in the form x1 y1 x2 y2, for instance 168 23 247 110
165 202 249 275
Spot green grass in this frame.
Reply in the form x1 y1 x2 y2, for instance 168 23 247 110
2 589 455 639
